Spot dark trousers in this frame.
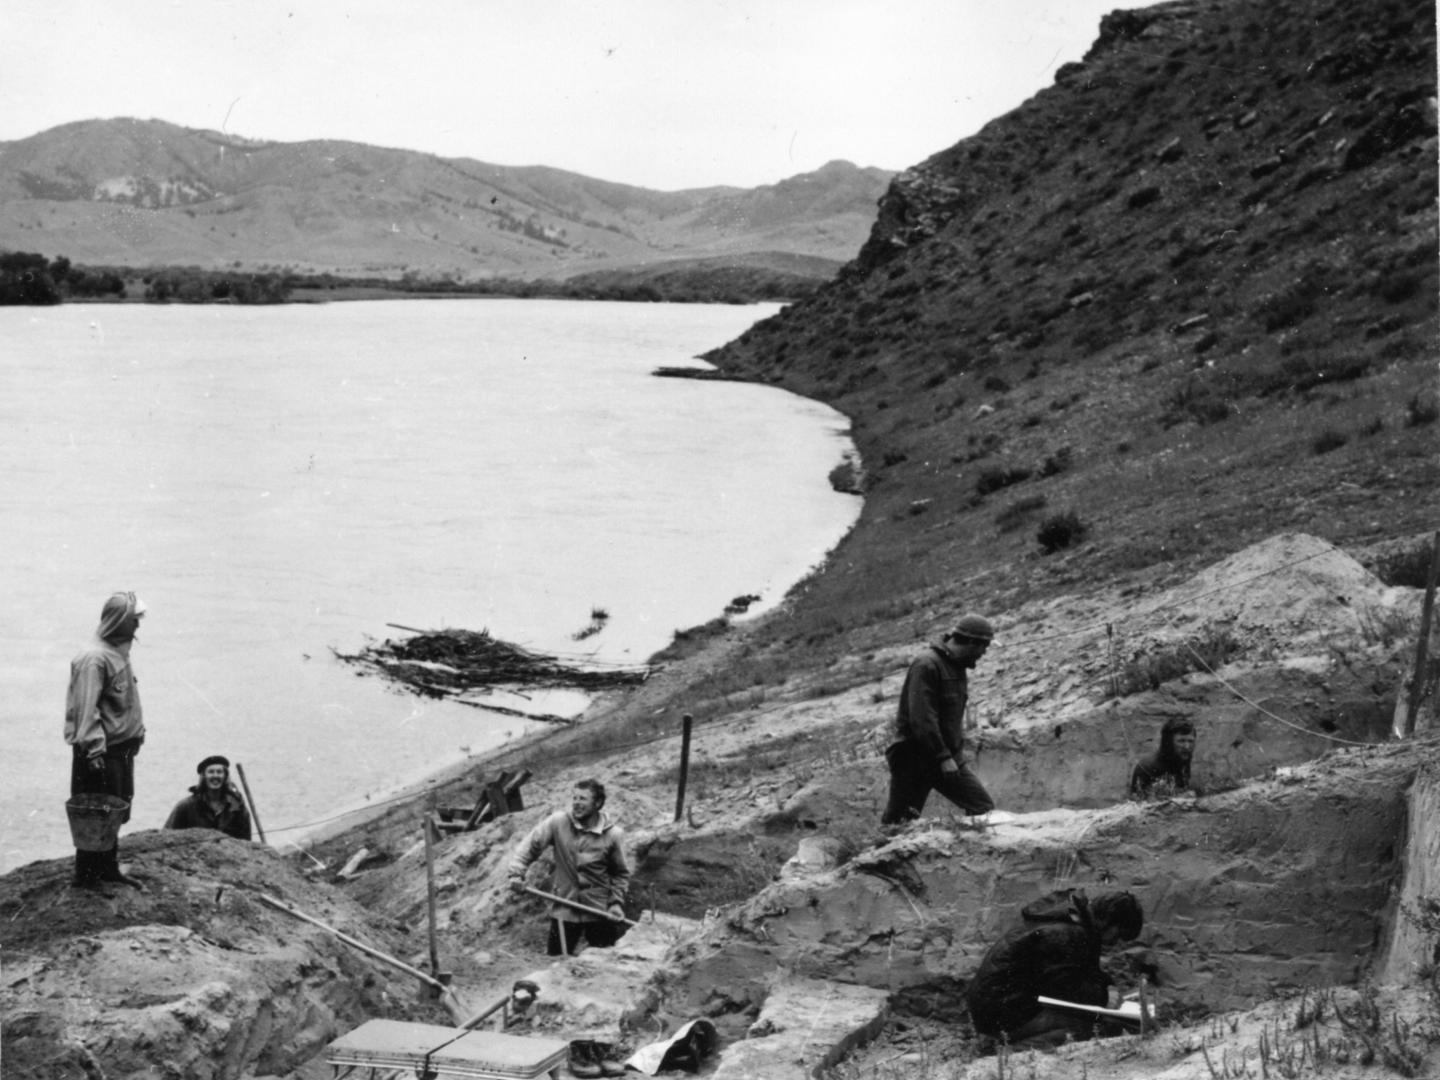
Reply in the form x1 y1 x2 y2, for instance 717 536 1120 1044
882 741 994 824
70 737 140 885
547 918 622 956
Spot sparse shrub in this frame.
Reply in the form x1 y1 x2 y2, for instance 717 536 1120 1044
1407 391 1439 427
994 494 1047 533
1372 268 1428 304
1037 511 1087 554
1312 428 1348 454
1278 352 1372 392
882 449 908 466
1162 379 1232 426
976 465 1033 496
1256 265 1343 332
1128 185 1162 209
1040 446 1074 477
1371 540 1439 588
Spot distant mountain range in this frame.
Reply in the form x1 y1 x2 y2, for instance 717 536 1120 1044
0 119 893 281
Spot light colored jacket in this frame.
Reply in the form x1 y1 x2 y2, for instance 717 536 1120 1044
508 809 631 922
64 641 144 759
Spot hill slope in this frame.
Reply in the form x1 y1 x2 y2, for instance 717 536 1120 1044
0 119 891 278
702 0 1437 673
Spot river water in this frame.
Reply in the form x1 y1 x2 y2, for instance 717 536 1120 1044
0 298 859 873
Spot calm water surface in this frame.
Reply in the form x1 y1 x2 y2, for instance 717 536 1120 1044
1 299 859 872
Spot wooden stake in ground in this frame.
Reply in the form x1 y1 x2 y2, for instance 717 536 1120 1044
423 813 452 991
674 712 693 824
234 762 266 844
1404 530 1440 738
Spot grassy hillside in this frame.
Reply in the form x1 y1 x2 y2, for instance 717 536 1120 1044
692 0 1437 689
0 119 890 277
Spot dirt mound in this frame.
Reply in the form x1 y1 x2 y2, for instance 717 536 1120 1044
0 831 444 1080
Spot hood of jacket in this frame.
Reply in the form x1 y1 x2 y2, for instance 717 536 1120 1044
97 591 142 646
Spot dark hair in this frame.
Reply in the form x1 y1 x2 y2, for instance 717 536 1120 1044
575 778 606 807
1091 891 1144 940
1161 717 1196 737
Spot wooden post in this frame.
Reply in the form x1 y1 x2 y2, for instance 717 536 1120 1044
234 762 266 844
424 813 442 980
674 712 693 823
1403 530 1440 738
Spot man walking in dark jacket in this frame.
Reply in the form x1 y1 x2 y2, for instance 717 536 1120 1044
165 755 252 840
881 613 997 825
966 889 1145 1049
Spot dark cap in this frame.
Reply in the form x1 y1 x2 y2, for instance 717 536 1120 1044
197 755 230 774
950 613 995 642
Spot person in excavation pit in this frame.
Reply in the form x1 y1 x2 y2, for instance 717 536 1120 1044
880 613 997 825
966 888 1145 1050
1129 716 1197 797
164 755 253 840
64 590 148 890
507 778 631 956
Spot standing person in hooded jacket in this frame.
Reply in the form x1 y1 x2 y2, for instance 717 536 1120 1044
65 590 148 889
966 888 1145 1049
1129 716 1197 797
881 613 997 825
507 778 631 955
165 755 252 840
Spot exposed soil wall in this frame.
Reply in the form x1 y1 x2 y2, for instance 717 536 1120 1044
657 745 1421 1024
974 664 1395 811
1379 760 1440 985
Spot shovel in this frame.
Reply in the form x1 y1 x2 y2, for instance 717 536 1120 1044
423 813 454 996
523 885 640 926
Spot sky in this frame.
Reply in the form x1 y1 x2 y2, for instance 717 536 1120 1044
2 1 1143 191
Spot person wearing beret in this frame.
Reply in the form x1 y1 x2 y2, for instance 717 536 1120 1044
164 755 252 840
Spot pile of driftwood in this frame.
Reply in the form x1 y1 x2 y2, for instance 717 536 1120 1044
334 625 651 723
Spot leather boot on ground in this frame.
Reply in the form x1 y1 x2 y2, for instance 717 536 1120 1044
568 1040 602 1079
593 1042 626 1077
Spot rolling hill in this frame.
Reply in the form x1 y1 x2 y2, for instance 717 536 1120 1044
0 118 893 280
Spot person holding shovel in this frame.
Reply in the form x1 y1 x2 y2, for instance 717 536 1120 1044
507 778 631 956
64 590 148 890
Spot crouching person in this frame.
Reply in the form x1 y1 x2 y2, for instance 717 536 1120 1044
966 889 1144 1050
507 778 631 956
164 755 252 840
